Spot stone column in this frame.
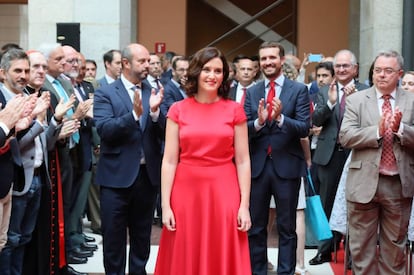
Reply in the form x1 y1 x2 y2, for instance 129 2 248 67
358 0 403 83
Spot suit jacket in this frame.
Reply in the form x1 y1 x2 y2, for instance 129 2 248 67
0 89 22 198
93 78 166 188
160 69 173 86
0 128 6 148
244 78 310 179
160 80 185 116
75 80 95 172
339 87 414 203
312 82 368 166
0 91 9 147
229 84 238 101
43 76 74 108
97 77 109 88
14 119 61 196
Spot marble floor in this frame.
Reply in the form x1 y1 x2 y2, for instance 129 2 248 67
72 222 335 275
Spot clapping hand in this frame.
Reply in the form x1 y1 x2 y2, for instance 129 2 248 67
379 106 402 137
0 94 27 129
54 94 76 122
257 98 268 126
328 78 338 105
58 118 81 140
270 97 283 121
149 87 164 113
133 91 143 117
390 106 402 133
32 92 51 119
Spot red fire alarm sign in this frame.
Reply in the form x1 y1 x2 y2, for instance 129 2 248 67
155 42 166 54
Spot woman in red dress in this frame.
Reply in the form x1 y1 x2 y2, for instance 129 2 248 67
154 47 252 275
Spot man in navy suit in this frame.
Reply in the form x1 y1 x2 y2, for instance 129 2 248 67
97 49 122 88
94 43 165 275
229 56 256 104
244 41 310 275
160 56 188 116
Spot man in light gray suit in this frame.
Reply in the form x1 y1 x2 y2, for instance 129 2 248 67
340 50 414 274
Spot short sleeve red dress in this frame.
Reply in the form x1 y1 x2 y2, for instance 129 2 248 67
154 97 251 275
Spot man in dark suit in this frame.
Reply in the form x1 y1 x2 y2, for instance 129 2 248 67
160 56 188 116
65 52 98 256
38 43 91 272
97 49 122 88
340 50 414 274
160 51 176 85
229 56 256 104
244 41 310 275
309 49 368 265
94 43 165 275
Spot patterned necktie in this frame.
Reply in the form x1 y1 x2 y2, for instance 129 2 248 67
53 79 79 143
267 81 275 121
379 94 397 175
339 88 346 121
240 87 247 106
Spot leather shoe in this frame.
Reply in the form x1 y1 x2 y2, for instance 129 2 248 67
80 242 98 251
71 247 93 258
82 234 95 243
66 254 87 264
309 253 332 265
66 265 87 275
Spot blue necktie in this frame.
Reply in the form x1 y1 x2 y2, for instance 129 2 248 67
53 79 80 143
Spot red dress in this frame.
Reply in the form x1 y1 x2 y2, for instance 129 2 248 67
154 97 251 275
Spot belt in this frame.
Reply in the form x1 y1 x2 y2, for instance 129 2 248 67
33 167 42 176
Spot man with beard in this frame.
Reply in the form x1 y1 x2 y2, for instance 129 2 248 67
0 50 71 275
93 43 165 275
244 41 310 275
0 49 36 256
60 45 95 263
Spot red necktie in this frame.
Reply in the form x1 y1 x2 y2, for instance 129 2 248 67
240 87 247 106
266 81 276 156
379 94 398 175
267 81 275 121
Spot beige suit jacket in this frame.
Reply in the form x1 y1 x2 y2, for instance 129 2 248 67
339 87 414 203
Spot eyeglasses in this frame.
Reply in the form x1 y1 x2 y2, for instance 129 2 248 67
334 63 353 70
66 58 80 65
373 67 399 75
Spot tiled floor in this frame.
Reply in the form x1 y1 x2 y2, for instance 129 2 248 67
72 222 335 275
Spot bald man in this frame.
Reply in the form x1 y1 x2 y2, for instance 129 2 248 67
94 43 165 274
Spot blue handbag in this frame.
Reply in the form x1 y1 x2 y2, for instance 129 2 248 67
304 169 333 241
